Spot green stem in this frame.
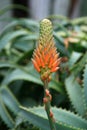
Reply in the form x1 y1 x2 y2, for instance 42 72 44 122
44 80 56 130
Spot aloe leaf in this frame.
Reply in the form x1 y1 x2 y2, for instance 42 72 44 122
1 19 39 34
68 51 82 67
20 106 87 130
70 52 87 76
15 19 39 29
0 86 20 114
33 107 87 129
65 75 86 116
54 32 69 56
83 64 87 106
16 49 33 63
0 5 28 16
0 96 14 128
0 62 63 93
0 30 29 51
1 64 63 92
0 62 15 68
14 41 34 52
2 68 42 85
13 35 37 51
49 79 65 94
15 34 38 41
54 32 70 56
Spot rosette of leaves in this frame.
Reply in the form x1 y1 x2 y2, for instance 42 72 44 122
0 16 87 130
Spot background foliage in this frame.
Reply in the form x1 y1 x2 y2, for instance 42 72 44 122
0 15 87 130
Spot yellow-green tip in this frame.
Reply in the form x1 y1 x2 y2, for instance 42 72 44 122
39 19 53 45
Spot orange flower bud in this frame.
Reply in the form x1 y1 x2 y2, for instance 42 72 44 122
50 110 54 118
43 97 48 103
45 89 50 96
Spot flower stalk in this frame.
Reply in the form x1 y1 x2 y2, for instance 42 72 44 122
32 18 61 130
43 80 56 130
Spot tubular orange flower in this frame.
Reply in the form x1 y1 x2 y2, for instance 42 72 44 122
32 19 61 82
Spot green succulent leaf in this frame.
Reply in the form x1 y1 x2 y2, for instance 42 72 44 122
70 52 87 76
0 30 29 51
49 79 65 94
65 74 86 116
68 51 82 67
0 62 16 68
0 96 14 128
1 19 39 35
54 32 70 56
1 63 64 93
20 106 87 130
0 86 20 114
2 68 42 85
83 64 87 106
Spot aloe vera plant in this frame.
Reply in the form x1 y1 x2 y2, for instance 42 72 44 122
0 16 87 130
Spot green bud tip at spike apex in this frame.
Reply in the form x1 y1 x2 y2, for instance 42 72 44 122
39 19 53 45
